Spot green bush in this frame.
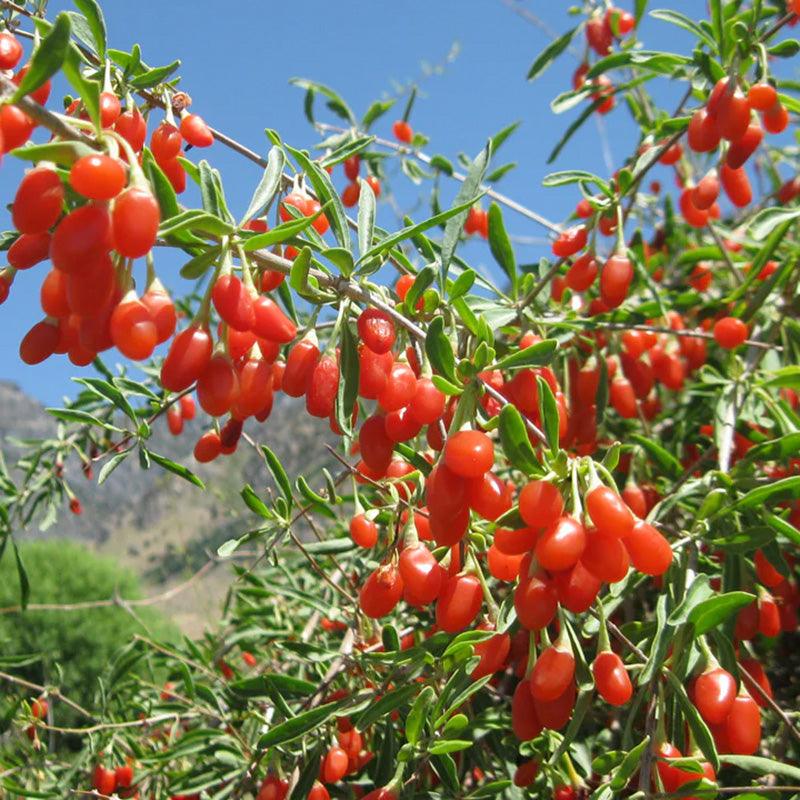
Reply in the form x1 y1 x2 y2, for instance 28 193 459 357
0 540 175 723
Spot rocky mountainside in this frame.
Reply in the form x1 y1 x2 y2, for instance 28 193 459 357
0 379 340 632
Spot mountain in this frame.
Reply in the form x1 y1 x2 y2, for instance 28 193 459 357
0 379 341 634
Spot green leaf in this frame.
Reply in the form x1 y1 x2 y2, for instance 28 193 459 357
285 145 351 251
61 43 100 128
406 685 435 745
720 755 800 782
74 377 137 422
240 146 285 224
666 672 719 771
129 59 181 88
688 592 755 637
142 149 181 222
747 206 800 240
362 99 396 129
320 135 375 169
13 13 72 105
440 141 491 284
489 120 521 153
359 195 481 265
230 674 315 698
158 210 235 239
425 316 458 384
147 451 205 489
357 177 376 259
765 512 800 546
97 450 129 485
180 247 220 280
542 169 611 192
630 433 682 479
718 476 800 516
741 432 800 464
289 78 356 125
240 485 272 519
498 404 542 475
404 265 435 313
242 212 323 251
649 9 717 49
355 684 417 732
47 407 123 432
335 321 359 437
261 445 293 511
610 735 650 790
429 739 472 755
72 0 106 58
10 139 95 166
537 375 559 456
494 339 558 370
449 269 475 301
487 203 517 296
11 539 29 611
258 699 343 748
431 753 460 794
527 26 578 81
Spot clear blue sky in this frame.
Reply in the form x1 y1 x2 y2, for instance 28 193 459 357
1 1 708 404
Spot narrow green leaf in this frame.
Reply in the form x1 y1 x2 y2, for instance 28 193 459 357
498 404 542 475
242 211 323 251
440 142 491 284
97 450 129 485
425 316 458 384
240 146 285 224
335 322 359 437
747 206 800 240
62 43 100 128
537 375 559 455
718 476 800 516
10 140 95 166
406 685 435 745
494 340 558 370
720 755 800 782
667 672 719 771
688 592 756 637
360 195 481 265
285 145 350 251
527 26 577 81
11 539 29 611
72 0 106 58
355 684 417 732
258 699 343 748
487 203 517 296
148 451 205 489
12 13 71 105
357 177 376 258
630 433 682 479
261 445 293 511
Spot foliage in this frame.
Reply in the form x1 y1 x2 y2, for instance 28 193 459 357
0 540 175 734
0 0 798 798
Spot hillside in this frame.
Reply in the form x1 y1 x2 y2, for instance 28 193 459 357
0 380 340 634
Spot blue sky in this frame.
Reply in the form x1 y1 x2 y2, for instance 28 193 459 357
0 0 715 404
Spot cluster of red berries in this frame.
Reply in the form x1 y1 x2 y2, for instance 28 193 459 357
92 761 136 798
339 155 382 208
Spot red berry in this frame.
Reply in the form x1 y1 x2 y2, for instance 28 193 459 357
0 31 23 70
713 316 747 349
694 666 736 724
359 564 403 618
436 574 482 632
592 651 633 705
161 325 214 392
197 355 239 416
110 291 158 360
535 516 587 571
530 644 576 702
12 167 64 234
112 187 161 258
443 430 494 478
357 308 395 354
392 119 413 143
624 520 672 575
99 92 121 128
20 319 60 365
350 514 378 548
69 154 126 200
585 485 635 537
180 113 214 147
